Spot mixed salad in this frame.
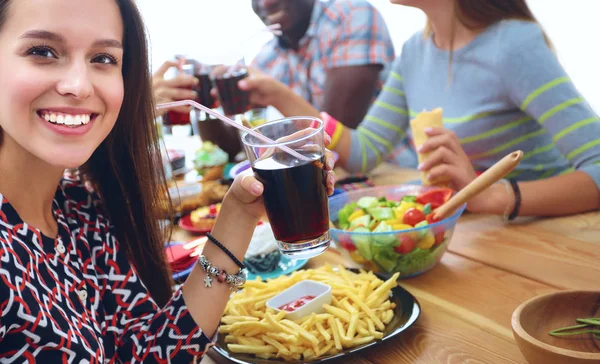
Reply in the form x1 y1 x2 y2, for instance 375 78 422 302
334 188 454 274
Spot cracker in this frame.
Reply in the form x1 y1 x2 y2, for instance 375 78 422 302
410 108 449 186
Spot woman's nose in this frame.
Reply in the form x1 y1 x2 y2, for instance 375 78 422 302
55 61 94 100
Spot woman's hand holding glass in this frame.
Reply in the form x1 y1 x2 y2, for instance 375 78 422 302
222 132 336 222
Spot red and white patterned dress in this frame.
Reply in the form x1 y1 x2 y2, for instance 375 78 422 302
0 178 212 363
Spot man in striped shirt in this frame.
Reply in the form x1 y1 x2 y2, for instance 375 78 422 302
251 0 395 128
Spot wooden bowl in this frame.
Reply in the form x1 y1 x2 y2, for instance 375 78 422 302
512 290 600 364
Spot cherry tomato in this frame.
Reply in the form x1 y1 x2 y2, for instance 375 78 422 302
403 208 426 226
426 213 446 235
338 236 357 252
426 213 440 224
434 231 445 246
394 235 416 254
416 188 454 209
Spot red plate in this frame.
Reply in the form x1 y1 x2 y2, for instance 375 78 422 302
178 214 214 234
178 215 264 235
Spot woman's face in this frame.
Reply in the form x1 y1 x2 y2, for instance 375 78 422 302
0 0 124 169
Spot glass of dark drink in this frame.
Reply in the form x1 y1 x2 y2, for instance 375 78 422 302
163 110 190 126
191 63 217 109
242 117 331 259
163 64 195 127
211 61 250 117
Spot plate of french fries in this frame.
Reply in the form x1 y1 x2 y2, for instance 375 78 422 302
214 265 421 363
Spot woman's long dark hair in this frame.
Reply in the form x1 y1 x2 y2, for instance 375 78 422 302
85 0 174 306
457 0 539 28
0 0 174 306
425 0 544 36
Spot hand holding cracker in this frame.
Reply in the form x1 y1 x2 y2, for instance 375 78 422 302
410 108 450 186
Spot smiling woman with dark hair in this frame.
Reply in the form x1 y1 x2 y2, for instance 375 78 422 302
0 0 336 361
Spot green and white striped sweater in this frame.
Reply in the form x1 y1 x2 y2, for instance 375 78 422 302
348 20 600 189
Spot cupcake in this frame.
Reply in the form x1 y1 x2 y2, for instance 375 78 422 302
190 203 221 230
243 223 282 274
193 141 229 181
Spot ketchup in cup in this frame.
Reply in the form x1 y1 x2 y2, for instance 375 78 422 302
278 295 316 312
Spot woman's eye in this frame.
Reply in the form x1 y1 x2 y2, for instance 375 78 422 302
27 46 57 59
92 54 118 65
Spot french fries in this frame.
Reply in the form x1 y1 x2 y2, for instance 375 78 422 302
220 265 399 361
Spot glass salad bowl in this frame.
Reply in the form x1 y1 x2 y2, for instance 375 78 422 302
328 185 466 278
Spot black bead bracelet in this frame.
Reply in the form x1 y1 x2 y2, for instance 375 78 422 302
206 233 246 270
507 179 522 221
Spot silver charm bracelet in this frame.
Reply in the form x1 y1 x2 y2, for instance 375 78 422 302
198 255 246 291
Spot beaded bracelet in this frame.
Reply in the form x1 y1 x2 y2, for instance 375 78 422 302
198 255 246 291
206 233 245 270
507 179 522 221
500 179 521 221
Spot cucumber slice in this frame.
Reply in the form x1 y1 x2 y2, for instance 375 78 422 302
372 221 398 245
367 207 395 221
357 197 379 209
350 215 371 229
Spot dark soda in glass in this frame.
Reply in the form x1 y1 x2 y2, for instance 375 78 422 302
164 110 190 125
242 116 330 259
212 70 250 116
195 72 217 109
252 153 329 243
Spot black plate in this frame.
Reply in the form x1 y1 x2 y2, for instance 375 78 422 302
212 269 421 363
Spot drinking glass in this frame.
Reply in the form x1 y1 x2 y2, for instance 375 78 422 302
242 117 331 259
185 62 218 110
211 59 250 117
163 63 194 127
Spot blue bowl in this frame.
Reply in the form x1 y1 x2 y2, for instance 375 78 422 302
331 188 345 197
229 160 251 180
328 185 466 278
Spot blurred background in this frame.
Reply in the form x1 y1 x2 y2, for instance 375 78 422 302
138 0 600 111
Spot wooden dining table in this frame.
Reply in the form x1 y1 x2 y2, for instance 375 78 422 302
172 162 600 364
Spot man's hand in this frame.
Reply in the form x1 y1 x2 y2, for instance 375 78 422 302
152 60 197 117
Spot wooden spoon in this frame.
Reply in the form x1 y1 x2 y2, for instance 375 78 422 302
433 150 523 220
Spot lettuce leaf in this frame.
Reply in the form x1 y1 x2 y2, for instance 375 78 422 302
338 202 358 230
393 243 446 276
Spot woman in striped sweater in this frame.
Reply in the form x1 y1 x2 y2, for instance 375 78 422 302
241 0 600 218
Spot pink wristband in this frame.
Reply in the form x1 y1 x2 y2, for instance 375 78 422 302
320 112 339 138
320 112 344 149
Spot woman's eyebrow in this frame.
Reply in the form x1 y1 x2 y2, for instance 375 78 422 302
19 29 123 49
19 29 64 42
92 39 123 49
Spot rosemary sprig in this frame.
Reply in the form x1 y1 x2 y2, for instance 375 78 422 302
576 318 600 326
549 318 600 339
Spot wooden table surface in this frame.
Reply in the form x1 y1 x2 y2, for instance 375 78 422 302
178 163 600 364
